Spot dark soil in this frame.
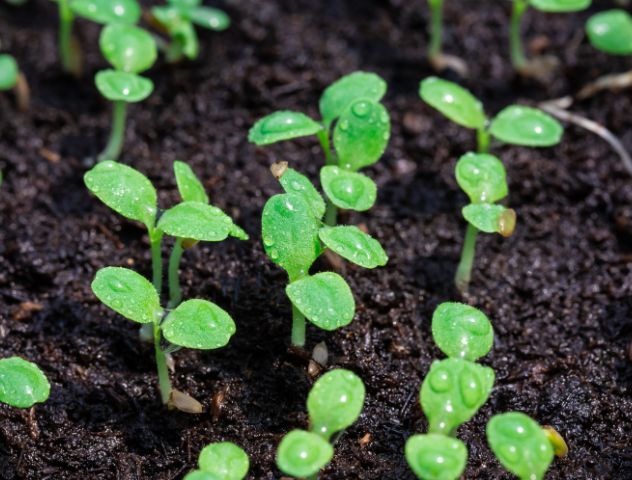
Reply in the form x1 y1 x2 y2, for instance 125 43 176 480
1 0 631 478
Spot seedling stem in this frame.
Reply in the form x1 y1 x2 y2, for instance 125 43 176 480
455 223 478 294
150 229 164 294
154 321 172 404
292 304 307 347
168 238 184 308
477 129 491 153
510 0 529 70
98 100 128 162
58 0 77 74
428 0 444 61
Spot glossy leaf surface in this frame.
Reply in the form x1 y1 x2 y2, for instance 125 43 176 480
174 161 209 203
586 9 632 55
319 226 387 269
70 0 141 25
197 442 249 480
249 111 322 145
276 430 333 478
158 202 233 242
0 357 50 408
100 24 157 73
320 166 377 212
279 168 326 219
490 106 563 147
405 434 467 480
95 70 154 102
455 152 508 204
419 77 486 130
462 204 517 237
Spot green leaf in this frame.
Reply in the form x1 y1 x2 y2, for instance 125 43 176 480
529 0 591 12
319 226 387 269
320 166 376 212
152 7 199 60
586 9 632 56
70 0 141 25
419 77 486 130
248 111 323 146
431 302 494 361
333 99 390 171
0 357 50 408
188 7 230 31
84 160 157 230
99 24 157 74
173 161 209 203
276 430 333 478
92 267 161 324
95 70 154 103
490 105 563 147
421 358 494 435
487 412 554 480
405 434 467 480
319 71 387 127
279 168 325 219
198 442 249 480
183 471 220 480
229 224 249 240
286 272 355 331
0 54 18 91
455 152 508 204
169 0 201 7
261 193 321 281
162 299 235 350
158 202 233 242
307 369 365 440
462 204 517 237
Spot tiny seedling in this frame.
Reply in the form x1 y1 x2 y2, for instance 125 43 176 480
0 53 29 111
586 9 632 56
184 442 249 480
151 0 230 62
0 357 50 409
95 23 157 162
420 76 563 153
454 152 516 294
277 369 365 479
250 71 390 225
262 164 387 346
423 0 468 76
405 433 467 480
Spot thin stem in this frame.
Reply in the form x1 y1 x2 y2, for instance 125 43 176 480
291 304 306 347
58 0 76 74
477 128 491 153
150 229 164 296
317 130 338 226
154 322 172 404
98 101 128 162
510 0 529 71
455 223 478 294
167 238 184 309
428 0 444 60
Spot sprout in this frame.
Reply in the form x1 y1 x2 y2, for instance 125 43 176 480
250 71 390 226
420 77 563 153
95 24 157 162
405 434 467 480
262 165 387 346
277 369 365 478
427 0 444 63
184 442 249 480
0 357 50 409
586 9 632 56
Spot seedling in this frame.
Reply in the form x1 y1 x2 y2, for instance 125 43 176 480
420 76 563 153
184 442 249 480
0 357 50 409
424 0 468 76
277 369 365 479
95 23 157 162
151 0 230 62
250 71 391 225
586 9 632 56
0 53 29 111
262 164 387 346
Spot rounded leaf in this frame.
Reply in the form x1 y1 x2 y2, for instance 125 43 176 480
319 226 387 269
276 430 333 478
320 166 377 212
529 0 591 12
92 267 161 324
307 369 365 439
174 161 209 203
455 152 508 204
0 357 50 408
462 204 517 237
333 99 390 171
586 9 632 55
419 77 486 130
0 54 18 91
70 0 141 25
487 412 554 480
431 302 494 361
158 202 232 242
197 442 248 480
279 168 326 219
490 105 563 147
249 111 322 145
405 434 467 480
100 24 157 73
162 299 236 350
188 7 230 31
95 70 154 103
184 471 220 480
84 160 157 230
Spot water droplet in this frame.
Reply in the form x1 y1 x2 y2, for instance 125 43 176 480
351 101 371 118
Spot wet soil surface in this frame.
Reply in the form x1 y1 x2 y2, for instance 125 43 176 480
1 0 631 478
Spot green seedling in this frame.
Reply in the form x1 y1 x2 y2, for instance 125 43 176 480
454 152 516 294
262 164 387 346
0 53 29 111
405 433 467 480
423 0 468 77
420 76 563 153
250 71 390 225
586 9 632 56
184 442 249 480
95 23 157 162
151 0 230 62
277 369 365 479
0 357 50 409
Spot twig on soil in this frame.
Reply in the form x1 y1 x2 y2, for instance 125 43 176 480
577 70 632 101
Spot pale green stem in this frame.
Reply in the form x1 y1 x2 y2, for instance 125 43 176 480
428 0 444 60
167 238 184 309
510 0 529 70
154 321 172 404
58 0 75 73
291 304 306 347
150 229 164 295
317 129 338 226
98 101 127 162
455 223 478 294
477 128 491 153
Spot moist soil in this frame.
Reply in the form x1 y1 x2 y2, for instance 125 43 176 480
1 0 631 478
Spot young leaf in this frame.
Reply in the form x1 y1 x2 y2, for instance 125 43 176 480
100 24 157 74
152 6 199 60
279 168 326 220
489 105 563 147
333 99 390 171
188 7 230 31
319 71 387 127
261 193 321 281
92 267 161 324
529 0 591 12
431 302 494 361
95 70 154 103
320 166 377 212
249 111 323 145
419 77 486 130
174 161 209 203
286 272 355 331
0 54 18 91
229 224 249 241
0 357 50 408
162 299 236 350
276 430 334 478
158 202 233 242
421 358 495 435
455 152 508 204
169 0 202 7
586 9 632 56
183 471 220 480
319 226 387 269
405 434 467 480
84 161 157 230
462 204 517 237
307 369 365 439
198 442 249 480
487 412 554 480
70 0 141 25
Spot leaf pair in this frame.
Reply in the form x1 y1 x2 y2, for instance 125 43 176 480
184 442 249 480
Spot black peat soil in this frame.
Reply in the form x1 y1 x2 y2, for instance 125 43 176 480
1 0 632 478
